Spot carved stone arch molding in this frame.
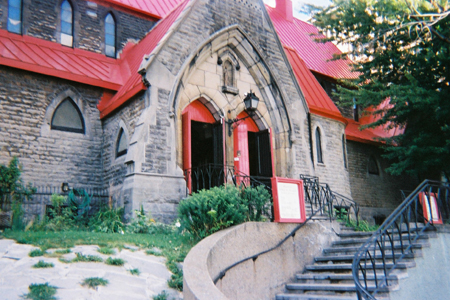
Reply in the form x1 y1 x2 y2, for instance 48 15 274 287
171 25 292 137
41 88 91 137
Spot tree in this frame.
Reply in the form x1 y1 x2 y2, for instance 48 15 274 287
313 0 450 179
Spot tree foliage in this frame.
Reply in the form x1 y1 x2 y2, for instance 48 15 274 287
313 0 450 178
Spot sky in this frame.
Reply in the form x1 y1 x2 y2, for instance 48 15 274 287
263 0 331 21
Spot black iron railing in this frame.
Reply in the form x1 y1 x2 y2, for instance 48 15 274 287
184 164 272 195
352 180 450 299
300 174 359 225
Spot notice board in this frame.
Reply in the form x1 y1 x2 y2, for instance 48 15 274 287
271 177 306 223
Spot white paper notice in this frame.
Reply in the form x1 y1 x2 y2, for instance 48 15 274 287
278 182 301 219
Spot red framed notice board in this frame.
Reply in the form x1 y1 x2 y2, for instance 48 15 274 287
271 177 306 223
419 192 443 224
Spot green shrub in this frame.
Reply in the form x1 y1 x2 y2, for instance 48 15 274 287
32 260 54 268
0 157 36 230
22 283 57 300
81 277 108 289
89 207 125 233
153 290 169 300
178 185 271 239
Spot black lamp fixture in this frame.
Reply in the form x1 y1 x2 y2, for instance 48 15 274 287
227 90 260 136
61 182 70 193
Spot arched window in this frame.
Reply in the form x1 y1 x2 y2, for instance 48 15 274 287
51 98 85 133
105 13 116 58
61 0 73 47
342 134 347 169
7 0 22 34
368 156 379 175
315 128 323 164
116 128 128 158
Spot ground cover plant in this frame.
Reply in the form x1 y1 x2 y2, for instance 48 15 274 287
22 283 57 300
105 257 125 266
81 277 108 289
97 247 115 255
72 252 103 263
129 268 140 275
32 260 54 268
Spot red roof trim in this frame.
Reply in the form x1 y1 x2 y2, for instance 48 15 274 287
99 0 189 119
99 81 146 118
95 0 162 20
310 107 347 124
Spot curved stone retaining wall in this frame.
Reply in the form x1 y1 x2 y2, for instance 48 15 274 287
183 220 341 300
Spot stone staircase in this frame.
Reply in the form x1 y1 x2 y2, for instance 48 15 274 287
276 224 436 300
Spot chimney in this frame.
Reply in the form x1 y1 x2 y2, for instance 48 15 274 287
276 0 293 22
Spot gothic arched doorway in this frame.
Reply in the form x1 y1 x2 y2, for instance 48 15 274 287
182 100 224 193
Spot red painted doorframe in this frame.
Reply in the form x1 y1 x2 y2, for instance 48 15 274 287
233 111 258 185
182 100 221 193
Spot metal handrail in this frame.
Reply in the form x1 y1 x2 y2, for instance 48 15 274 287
300 174 360 225
352 180 450 299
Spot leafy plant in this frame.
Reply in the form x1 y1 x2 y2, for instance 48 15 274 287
0 157 36 230
126 206 154 234
97 247 115 255
29 249 46 257
22 283 57 300
32 260 54 268
146 248 163 256
129 268 140 276
72 252 103 263
81 277 108 289
335 208 378 232
89 207 125 233
178 185 272 239
153 290 169 300
105 257 125 266
67 189 91 224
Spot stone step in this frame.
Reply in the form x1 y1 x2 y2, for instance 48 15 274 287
332 234 431 246
305 261 415 272
315 252 417 263
323 242 427 254
296 272 399 283
285 283 393 293
276 293 387 300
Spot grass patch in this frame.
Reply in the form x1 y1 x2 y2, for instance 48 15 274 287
22 283 57 300
28 249 45 257
97 247 115 255
72 252 103 263
105 257 125 266
44 248 71 258
146 248 163 256
32 260 54 269
4 228 196 291
81 277 108 289
58 257 71 264
129 268 140 276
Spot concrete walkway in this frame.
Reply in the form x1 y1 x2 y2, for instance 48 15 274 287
0 238 182 300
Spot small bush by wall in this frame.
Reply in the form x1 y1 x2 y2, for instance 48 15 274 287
178 185 271 239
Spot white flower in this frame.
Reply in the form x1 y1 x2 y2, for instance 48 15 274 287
175 222 181 228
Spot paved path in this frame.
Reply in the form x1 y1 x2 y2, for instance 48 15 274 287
0 239 182 300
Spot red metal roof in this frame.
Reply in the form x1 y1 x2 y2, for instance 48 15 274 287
284 46 345 123
346 99 404 144
98 0 189 118
0 29 123 90
106 0 183 18
266 5 357 80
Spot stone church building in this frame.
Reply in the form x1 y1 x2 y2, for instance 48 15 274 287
0 0 417 222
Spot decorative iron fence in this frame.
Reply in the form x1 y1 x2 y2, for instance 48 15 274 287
300 174 359 224
184 164 272 195
352 180 450 300
1 185 109 221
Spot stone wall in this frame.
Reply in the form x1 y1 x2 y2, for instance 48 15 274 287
183 220 341 300
309 114 351 197
347 140 419 222
0 66 104 188
0 0 155 56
